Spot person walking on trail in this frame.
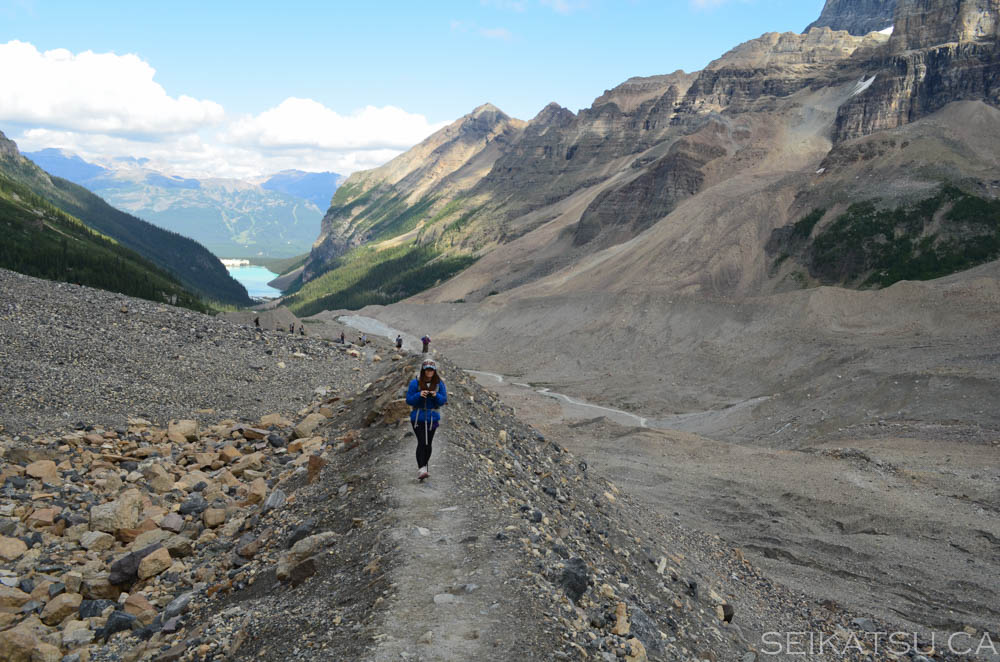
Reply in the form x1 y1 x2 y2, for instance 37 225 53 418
339 331 345 344
406 358 447 480
421 335 431 353
254 316 260 328
395 335 403 350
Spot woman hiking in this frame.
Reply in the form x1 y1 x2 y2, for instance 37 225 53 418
406 358 448 480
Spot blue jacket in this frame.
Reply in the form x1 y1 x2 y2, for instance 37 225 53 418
406 378 447 425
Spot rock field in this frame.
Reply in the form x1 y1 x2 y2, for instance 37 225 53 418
0 269 982 661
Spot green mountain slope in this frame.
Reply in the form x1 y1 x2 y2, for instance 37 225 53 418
0 131 250 306
0 172 209 311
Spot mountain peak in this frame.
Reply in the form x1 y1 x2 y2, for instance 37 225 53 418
805 0 897 36
0 129 21 160
469 102 505 117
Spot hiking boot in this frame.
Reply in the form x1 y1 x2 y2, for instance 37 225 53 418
417 467 429 480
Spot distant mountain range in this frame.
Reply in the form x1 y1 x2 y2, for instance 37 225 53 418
25 149 343 258
0 131 250 307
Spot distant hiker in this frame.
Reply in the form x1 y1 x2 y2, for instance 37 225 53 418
421 335 431 353
395 335 403 350
289 323 295 333
339 331 345 344
406 358 447 480
254 316 260 328
298 325 305 336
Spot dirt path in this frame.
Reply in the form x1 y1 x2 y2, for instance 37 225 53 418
368 426 510 662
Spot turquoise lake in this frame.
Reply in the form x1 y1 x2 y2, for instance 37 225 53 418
226 265 282 298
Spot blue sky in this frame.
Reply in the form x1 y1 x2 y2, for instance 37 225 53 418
0 0 828 178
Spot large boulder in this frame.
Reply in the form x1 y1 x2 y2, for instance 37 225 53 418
276 532 336 581
40 592 82 625
292 413 327 439
0 535 27 561
167 419 198 442
89 489 143 533
0 622 40 662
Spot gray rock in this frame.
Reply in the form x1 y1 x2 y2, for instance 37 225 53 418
100 610 136 641
851 616 877 632
109 543 162 585
630 606 663 654
559 557 591 604
164 591 194 621
262 488 286 514
159 513 184 533
178 493 207 515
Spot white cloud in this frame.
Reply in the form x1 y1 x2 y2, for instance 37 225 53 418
1 40 450 179
17 126 410 180
480 0 528 11
0 40 223 136
224 98 447 151
480 27 514 40
689 0 744 9
540 0 590 14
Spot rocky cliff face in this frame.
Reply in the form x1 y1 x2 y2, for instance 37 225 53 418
889 0 1000 50
805 0 897 35
676 28 888 117
835 0 1000 141
573 135 727 247
0 129 20 159
473 72 697 226
303 104 525 280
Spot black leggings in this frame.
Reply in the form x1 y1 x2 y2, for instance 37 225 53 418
413 419 438 468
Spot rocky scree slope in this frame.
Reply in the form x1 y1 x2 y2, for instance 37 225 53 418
0 269 350 436
0 275 961 661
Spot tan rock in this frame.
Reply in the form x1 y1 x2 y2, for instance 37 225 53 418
245 477 267 505
202 508 226 528
0 624 39 662
90 488 142 533
26 507 58 529
79 530 115 551
137 547 172 580
611 602 630 636
117 519 159 544
625 638 648 662
240 427 268 440
219 446 242 464
131 529 171 550
0 535 27 561
33 642 62 662
231 451 263 476
260 413 292 428
293 413 327 439
123 592 154 616
380 399 411 425
81 572 121 600
63 571 83 594
25 460 59 483
174 470 213 492
191 452 218 467
40 592 82 625
216 469 240 488
276 531 336 580
167 419 198 442
0 585 31 609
